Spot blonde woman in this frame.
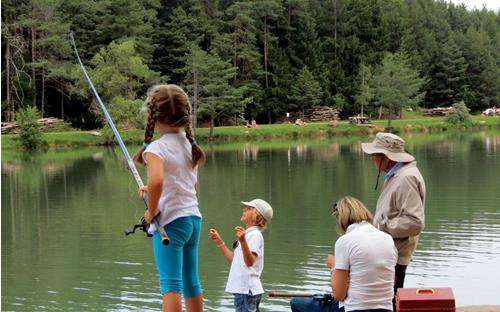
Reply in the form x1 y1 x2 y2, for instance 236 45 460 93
291 196 397 312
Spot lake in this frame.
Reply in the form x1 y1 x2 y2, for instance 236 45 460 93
2 131 500 311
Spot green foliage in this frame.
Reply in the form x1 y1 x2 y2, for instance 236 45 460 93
445 101 471 124
291 67 322 117
182 45 240 135
372 52 427 126
1 0 500 127
71 40 159 128
15 106 43 149
332 93 347 112
354 63 374 117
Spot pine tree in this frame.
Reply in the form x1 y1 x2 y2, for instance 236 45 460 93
182 45 240 138
152 6 202 82
372 52 427 126
215 1 264 119
426 34 467 107
291 66 322 118
459 27 500 111
354 63 374 118
265 47 295 123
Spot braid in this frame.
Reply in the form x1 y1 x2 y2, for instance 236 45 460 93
185 99 205 168
133 96 158 165
145 99 158 143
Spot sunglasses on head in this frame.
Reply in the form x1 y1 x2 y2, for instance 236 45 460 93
332 202 339 216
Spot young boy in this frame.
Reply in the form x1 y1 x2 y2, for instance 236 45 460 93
209 199 273 312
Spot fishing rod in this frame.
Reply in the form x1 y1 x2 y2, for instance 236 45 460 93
268 291 334 303
69 32 169 245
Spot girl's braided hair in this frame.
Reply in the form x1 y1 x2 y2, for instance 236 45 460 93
133 84 205 168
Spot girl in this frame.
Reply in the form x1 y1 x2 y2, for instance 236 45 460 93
290 196 397 312
209 199 273 312
134 84 205 312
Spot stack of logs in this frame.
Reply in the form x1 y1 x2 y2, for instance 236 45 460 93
306 106 340 122
1 117 65 134
421 107 453 116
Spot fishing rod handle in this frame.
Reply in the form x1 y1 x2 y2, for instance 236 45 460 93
143 193 170 246
268 291 314 298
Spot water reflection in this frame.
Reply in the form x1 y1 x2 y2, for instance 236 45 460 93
2 133 500 311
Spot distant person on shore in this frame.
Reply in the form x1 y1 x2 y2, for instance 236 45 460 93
361 132 426 305
209 199 273 312
134 84 205 312
290 196 397 312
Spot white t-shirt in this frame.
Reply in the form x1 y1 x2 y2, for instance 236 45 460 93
225 226 265 295
143 132 201 231
335 221 397 312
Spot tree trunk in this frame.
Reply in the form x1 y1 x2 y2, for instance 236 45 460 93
31 26 37 108
209 116 215 141
193 70 198 129
41 67 45 118
333 0 337 41
264 16 269 89
60 87 65 120
5 40 12 121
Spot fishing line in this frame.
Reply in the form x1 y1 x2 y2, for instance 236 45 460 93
69 32 169 245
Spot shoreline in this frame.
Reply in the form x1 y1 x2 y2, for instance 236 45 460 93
2 116 500 151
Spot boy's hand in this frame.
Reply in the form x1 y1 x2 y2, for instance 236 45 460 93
138 186 148 199
235 226 246 242
209 228 224 246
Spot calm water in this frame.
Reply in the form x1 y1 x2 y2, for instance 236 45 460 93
2 131 500 311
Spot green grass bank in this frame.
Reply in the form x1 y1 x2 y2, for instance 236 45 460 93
2 116 500 151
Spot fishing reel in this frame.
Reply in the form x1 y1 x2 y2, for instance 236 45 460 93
124 217 153 237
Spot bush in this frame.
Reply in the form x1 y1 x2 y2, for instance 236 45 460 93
445 101 471 124
15 106 43 149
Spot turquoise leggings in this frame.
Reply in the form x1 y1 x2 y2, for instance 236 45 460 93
153 216 202 297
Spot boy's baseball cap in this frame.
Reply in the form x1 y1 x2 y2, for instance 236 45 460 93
241 199 273 221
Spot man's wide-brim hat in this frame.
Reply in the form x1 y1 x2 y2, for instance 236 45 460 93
361 132 415 162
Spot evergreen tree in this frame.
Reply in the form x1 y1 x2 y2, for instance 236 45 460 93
267 48 294 119
215 1 264 119
372 52 427 126
151 5 208 82
253 0 281 89
426 34 467 107
354 63 374 118
182 45 240 138
459 27 500 111
291 66 322 118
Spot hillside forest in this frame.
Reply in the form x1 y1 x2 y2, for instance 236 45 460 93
2 0 500 129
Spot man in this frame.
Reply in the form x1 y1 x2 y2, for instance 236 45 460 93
361 132 426 301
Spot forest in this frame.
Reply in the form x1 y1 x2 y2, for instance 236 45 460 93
2 0 500 129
